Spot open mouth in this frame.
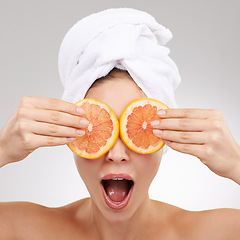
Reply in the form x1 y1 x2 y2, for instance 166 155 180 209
101 175 134 210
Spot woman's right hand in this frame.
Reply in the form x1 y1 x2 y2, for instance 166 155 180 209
0 96 88 167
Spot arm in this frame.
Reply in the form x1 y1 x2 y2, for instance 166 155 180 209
0 144 7 168
0 97 88 238
152 109 240 184
0 97 90 240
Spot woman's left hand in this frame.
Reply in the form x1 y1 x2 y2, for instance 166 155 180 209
151 109 240 183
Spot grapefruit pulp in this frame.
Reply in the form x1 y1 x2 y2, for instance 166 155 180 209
119 98 168 154
68 99 119 159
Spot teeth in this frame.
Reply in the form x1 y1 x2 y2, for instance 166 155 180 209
112 178 124 180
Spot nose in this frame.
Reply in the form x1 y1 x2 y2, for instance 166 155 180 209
105 138 129 163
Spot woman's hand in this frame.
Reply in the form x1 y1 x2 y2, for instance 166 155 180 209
151 109 240 183
0 97 88 167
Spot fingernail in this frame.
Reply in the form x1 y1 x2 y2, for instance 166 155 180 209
151 120 160 127
68 137 76 143
158 110 165 116
153 129 162 137
165 140 171 145
77 130 85 136
77 107 85 115
80 119 89 128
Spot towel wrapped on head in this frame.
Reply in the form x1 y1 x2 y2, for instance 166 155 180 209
58 8 181 108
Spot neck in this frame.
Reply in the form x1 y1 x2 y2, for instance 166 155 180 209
90 196 153 240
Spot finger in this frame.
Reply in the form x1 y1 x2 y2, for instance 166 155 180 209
151 118 213 131
165 141 205 158
157 108 220 119
30 121 85 138
153 130 206 144
22 108 89 129
30 134 75 149
20 97 84 116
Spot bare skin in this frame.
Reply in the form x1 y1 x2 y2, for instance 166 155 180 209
0 71 240 239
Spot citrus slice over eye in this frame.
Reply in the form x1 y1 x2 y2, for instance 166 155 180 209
119 98 168 154
68 99 119 159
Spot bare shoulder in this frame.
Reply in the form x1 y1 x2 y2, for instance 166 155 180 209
188 208 240 239
0 200 86 240
152 201 240 239
0 202 45 239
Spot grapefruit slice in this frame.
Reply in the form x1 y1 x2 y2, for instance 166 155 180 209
68 99 119 159
119 98 168 154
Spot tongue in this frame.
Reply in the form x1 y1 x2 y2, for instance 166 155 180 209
105 180 130 202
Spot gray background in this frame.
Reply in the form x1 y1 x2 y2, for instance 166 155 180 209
0 0 239 210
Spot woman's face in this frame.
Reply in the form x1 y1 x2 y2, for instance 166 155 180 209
74 74 163 222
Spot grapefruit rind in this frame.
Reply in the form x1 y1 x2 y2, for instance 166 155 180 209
119 98 168 154
67 99 119 159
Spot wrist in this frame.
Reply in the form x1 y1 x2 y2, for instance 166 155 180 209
228 145 240 185
0 132 8 168
0 146 7 168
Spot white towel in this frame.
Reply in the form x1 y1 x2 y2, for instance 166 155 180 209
58 8 181 108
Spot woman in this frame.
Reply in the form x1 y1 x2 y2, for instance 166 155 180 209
0 8 240 239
